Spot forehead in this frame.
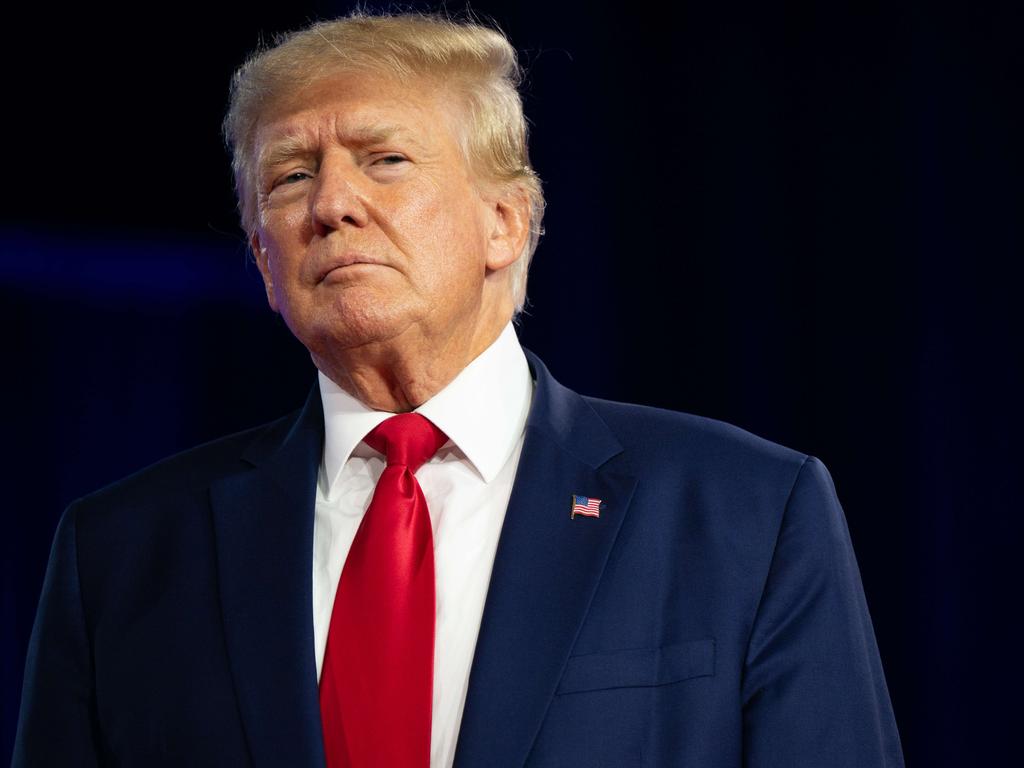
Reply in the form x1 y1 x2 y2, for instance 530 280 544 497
253 71 464 159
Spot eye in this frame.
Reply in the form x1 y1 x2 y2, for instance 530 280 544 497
265 170 313 193
280 171 312 185
372 154 407 166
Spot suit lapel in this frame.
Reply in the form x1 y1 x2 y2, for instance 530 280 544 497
454 352 638 768
210 388 326 768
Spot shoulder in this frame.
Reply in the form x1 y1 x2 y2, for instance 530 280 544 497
578 394 834 550
70 408 301 519
578 396 844 587
584 395 808 487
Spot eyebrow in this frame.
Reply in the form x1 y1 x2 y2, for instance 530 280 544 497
257 123 425 172
258 135 314 172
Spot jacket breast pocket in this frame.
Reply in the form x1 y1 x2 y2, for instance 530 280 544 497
556 638 716 694
529 640 716 767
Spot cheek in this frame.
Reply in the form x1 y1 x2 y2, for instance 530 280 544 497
264 205 311 248
393 183 488 272
259 210 313 282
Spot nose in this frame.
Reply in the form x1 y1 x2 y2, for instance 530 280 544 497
310 154 370 236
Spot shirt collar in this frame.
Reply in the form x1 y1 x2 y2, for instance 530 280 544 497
318 322 533 493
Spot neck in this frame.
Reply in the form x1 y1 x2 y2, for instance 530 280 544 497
312 312 511 413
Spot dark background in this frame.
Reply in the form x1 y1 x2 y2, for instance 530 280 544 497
2 1 1021 765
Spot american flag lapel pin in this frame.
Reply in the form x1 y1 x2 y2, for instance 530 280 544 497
571 494 604 519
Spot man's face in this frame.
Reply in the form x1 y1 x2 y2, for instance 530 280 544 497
250 72 520 364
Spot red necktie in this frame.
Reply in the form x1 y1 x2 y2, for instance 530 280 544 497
319 413 447 768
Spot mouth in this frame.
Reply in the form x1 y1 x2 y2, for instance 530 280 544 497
317 254 386 283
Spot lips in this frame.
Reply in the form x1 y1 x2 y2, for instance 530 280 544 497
317 253 386 282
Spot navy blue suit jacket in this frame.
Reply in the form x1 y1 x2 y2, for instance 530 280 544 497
14 352 903 766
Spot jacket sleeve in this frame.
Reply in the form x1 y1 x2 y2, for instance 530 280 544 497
12 504 101 767
741 457 904 767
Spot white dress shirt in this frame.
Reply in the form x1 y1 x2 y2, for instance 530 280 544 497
312 323 533 768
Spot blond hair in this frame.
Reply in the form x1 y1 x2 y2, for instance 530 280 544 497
223 12 544 310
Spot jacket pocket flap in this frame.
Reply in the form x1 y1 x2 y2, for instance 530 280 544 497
557 638 715 694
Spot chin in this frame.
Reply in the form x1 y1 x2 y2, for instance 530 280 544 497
299 299 417 356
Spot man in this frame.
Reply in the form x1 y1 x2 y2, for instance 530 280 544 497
14 12 904 768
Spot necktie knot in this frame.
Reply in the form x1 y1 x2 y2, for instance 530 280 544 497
364 413 447 472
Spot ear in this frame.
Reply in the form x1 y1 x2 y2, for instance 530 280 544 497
250 231 280 312
483 186 531 273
